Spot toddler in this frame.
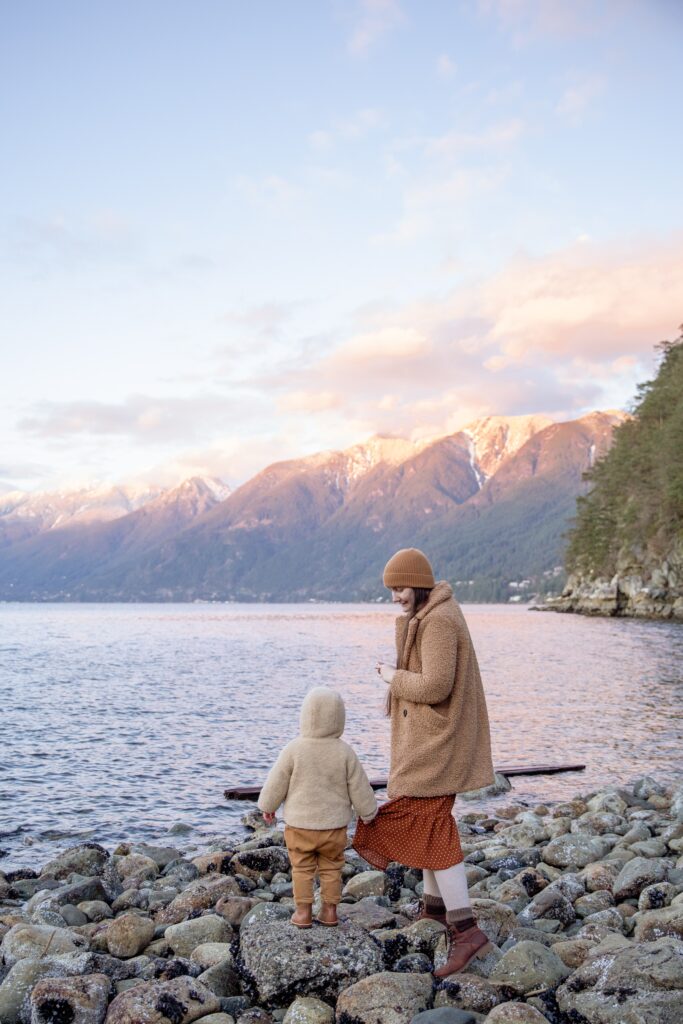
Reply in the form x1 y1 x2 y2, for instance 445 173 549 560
258 686 377 928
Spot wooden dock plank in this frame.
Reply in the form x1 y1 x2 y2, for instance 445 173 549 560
224 762 586 801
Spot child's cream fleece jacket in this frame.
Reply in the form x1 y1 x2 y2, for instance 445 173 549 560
257 687 378 829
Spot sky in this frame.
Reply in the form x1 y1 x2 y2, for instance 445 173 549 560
2 0 683 494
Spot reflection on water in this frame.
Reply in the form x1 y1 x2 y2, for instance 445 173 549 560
1 602 681 870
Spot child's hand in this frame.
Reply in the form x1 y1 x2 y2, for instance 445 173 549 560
262 811 276 825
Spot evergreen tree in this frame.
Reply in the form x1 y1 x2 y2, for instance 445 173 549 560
566 329 683 578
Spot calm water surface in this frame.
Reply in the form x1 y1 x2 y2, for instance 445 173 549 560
1 603 681 870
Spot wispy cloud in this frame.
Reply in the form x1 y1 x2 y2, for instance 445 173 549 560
436 54 457 79
348 0 405 55
18 392 265 444
556 73 605 123
309 108 384 151
268 234 683 443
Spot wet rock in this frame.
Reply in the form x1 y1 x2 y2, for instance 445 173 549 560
0 959 63 1024
556 936 683 1024
342 871 385 900
61 905 89 927
484 1004 549 1023
29 973 112 1024
413 1011 478 1024
335 971 433 1024
460 773 512 801
104 976 220 1023
586 792 627 816
42 845 110 881
229 849 290 883
240 903 383 1002
79 902 114 923
157 877 242 925
487 880 529 914
433 973 509 1014
581 861 619 893
517 887 575 928
468 900 517 945
192 853 235 877
131 846 182 870
613 856 671 900
489 941 570 994
542 834 609 869
572 811 626 835
337 899 397 930
574 890 615 918
394 953 433 973
634 904 683 941
638 882 677 911
282 996 334 1024
106 913 155 958
552 937 594 968
214 896 261 928
165 916 233 959
196 957 241 999
2 923 89 965
190 944 234 971
632 776 667 801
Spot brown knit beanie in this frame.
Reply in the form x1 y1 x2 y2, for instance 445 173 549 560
383 548 435 589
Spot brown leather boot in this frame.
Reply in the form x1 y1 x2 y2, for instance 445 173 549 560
417 895 447 926
433 922 493 977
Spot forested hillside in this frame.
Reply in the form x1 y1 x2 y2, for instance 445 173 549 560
550 331 683 619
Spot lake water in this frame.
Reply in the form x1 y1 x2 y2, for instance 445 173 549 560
1 603 681 871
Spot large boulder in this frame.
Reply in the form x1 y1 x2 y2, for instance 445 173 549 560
104 976 220 1023
41 844 110 880
433 973 511 1014
229 847 290 882
613 857 671 900
542 835 610 869
1 923 89 965
0 960 63 1024
156 876 242 925
468 900 517 945
556 937 683 1023
342 870 385 899
283 996 334 1024
489 941 570 994
29 973 112 1024
634 905 683 942
106 913 156 958
485 1004 551 1023
334 971 433 1024
239 903 383 1003
165 916 233 958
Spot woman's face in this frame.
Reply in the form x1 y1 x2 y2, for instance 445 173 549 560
391 587 416 615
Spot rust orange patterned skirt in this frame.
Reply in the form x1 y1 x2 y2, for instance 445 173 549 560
352 794 464 871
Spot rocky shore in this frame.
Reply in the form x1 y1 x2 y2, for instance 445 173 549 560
539 541 683 621
2 777 683 1024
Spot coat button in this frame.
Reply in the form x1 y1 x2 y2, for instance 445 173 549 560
403 709 408 717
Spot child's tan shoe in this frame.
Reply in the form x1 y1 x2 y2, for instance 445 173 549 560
290 907 313 929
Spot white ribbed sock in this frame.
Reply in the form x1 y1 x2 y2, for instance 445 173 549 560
422 868 440 897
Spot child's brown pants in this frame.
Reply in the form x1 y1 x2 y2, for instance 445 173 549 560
284 825 347 905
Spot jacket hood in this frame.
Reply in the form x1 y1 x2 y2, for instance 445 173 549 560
300 686 345 739
415 580 453 619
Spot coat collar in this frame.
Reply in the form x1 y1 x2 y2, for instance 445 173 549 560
397 581 453 669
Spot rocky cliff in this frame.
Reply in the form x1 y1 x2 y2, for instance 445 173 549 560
542 334 683 621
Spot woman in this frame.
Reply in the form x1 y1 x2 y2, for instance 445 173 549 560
353 547 495 977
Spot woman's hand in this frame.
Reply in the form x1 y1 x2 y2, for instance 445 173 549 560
376 662 396 685
262 811 276 825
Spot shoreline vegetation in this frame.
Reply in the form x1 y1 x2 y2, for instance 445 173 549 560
2 777 682 1023
539 334 683 623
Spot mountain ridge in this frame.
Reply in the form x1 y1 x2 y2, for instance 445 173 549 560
0 411 626 602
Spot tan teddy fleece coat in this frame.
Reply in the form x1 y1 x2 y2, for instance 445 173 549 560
257 687 378 829
388 580 494 798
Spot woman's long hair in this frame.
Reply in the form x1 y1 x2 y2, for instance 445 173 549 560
385 587 433 715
